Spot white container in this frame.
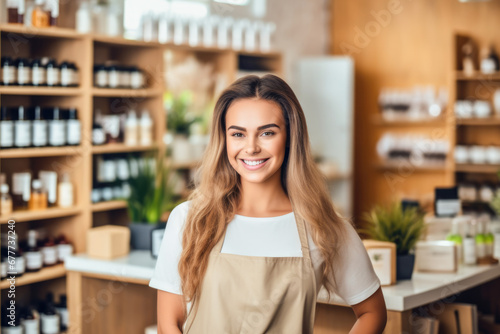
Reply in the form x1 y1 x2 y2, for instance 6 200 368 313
473 100 491 118
76 1 92 33
140 111 153 146
454 145 469 164
58 173 74 208
124 111 139 146
469 145 486 164
454 100 473 118
485 146 500 164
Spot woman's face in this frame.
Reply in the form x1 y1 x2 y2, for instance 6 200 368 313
225 98 287 185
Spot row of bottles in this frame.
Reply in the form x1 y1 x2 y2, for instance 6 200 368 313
91 155 154 203
0 106 81 148
1 293 68 334
0 171 74 215
93 63 145 89
1 230 73 277
92 109 153 146
6 0 60 28
1 57 79 87
446 216 499 265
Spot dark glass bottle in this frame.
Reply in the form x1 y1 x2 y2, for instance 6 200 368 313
0 106 14 148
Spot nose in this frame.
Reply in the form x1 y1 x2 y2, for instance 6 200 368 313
245 137 261 155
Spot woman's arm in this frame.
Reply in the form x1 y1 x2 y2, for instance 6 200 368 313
157 290 186 334
349 287 387 334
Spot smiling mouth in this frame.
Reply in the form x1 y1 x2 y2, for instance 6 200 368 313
241 158 269 166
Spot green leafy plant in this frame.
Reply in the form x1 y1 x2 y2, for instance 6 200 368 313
126 155 180 224
361 202 426 255
165 90 201 135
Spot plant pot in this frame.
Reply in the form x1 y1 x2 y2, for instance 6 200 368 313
129 223 158 250
396 253 415 280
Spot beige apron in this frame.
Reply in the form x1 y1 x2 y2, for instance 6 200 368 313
184 213 318 334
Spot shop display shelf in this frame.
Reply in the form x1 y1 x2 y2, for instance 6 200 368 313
92 34 162 48
0 24 82 39
0 207 82 224
92 143 158 154
455 71 500 81
92 200 128 212
0 264 66 290
456 116 500 126
0 146 83 158
0 86 83 96
373 114 447 127
376 160 451 172
92 88 162 97
454 163 500 174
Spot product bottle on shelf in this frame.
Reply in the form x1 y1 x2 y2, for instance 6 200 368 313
57 173 74 208
45 59 60 86
7 0 21 24
76 0 92 33
39 171 58 207
40 293 60 334
1 307 23 334
447 217 464 264
16 58 32 86
32 106 48 147
55 294 69 331
25 230 43 272
140 110 153 146
56 235 74 263
20 306 40 334
0 106 14 149
485 220 495 259
476 220 487 262
14 106 32 148
92 110 106 145
47 0 59 26
41 236 57 267
125 110 139 146
32 0 49 27
60 61 73 87
66 108 81 146
463 219 478 265
0 184 14 216
31 58 47 86
1 56 17 86
29 179 48 210
47 107 66 146
12 172 31 210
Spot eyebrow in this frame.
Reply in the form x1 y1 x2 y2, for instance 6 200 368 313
227 123 280 131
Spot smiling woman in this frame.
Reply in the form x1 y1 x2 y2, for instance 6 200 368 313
149 74 387 334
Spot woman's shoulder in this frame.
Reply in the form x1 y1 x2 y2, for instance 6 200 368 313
167 200 191 227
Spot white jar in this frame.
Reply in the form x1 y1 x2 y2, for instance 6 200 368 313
454 145 469 164
485 146 500 164
473 100 491 118
469 146 486 164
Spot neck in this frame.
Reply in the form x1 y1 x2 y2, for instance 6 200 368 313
237 170 292 216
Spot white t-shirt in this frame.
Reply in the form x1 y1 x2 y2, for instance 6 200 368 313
149 201 380 306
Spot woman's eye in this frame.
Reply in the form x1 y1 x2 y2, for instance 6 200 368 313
231 132 243 137
262 131 275 136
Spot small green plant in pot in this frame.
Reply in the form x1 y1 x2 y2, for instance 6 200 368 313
126 155 180 250
361 201 426 280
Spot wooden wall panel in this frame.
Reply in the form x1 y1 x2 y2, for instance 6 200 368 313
331 0 500 219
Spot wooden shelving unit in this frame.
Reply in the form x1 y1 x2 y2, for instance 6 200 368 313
456 116 500 126
375 161 452 173
372 114 447 127
0 21 282 331
455 163 500 174
455 71 500 81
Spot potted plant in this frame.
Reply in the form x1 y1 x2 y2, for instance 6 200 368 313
126 155 180 250
361 201 426 280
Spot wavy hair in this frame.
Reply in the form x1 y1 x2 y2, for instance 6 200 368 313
178 74 347 317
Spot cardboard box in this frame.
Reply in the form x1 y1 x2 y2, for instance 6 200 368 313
363 240 396 286
87 225 130 259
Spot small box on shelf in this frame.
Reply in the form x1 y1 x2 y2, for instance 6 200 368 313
87 225 130 260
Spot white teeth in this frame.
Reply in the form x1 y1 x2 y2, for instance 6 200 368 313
243 159 266 166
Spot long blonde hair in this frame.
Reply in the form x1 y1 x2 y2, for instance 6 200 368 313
179 74 347 313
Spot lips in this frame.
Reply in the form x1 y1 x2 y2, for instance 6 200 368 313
240 158 270 170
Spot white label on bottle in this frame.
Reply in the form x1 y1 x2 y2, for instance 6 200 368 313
131 72 142 89
67 119 81 145
476 243 486 258
42 246 57 265
14 121 31 147
1 261 7 278
1 325 23 334
55 307 69 327
32 67 46 85
0 121 14 147
15 256 26 274
61 68 72 86
436 200 461 217
32 120 48 146
41 313 60 334
463 238 477 265
109 71 119 88
18 67 31 85
2 66 16 85
46 68 60 86
57 244 74 262
49 120 66 146
95 71 107 87
25 251 43 270
21 318 39 334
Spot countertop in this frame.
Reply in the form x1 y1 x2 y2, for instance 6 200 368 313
65 251 500 312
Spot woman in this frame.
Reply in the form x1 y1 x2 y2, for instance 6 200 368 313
150 74 387 333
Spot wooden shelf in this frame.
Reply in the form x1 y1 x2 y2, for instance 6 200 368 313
0 24 82 39
0 146 83 158
92 88 162 97
170 160 201 170
456 116 500 126
92 200 128 212
0 207 82 224
373 114 446 126
0 264 66 290
92 34 162 47
455 71 500 81
92 144 158 154
0 86 82 96
455 163 500 174
376 161 451 172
